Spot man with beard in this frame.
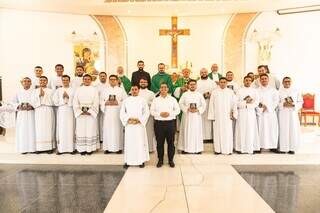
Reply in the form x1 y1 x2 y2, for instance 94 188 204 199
71 65 85 88
256 74 279 152
225 71 239 94
131 60 151 89
196 68 216 143
208 63 222 84
138 78 156 152
178 80 206 154
117 66 131 94
173 68 191 100
151 63 174 94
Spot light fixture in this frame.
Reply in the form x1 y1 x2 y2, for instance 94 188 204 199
277 5 320 15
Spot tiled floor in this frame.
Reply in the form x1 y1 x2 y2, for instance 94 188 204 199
235 165 320 213
0 126 319 213
0 165 125 213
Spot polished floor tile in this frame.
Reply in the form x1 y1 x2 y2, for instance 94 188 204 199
0 164 125 213
234 165 320 213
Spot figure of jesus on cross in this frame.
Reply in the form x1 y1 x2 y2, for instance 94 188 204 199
159 16 190 69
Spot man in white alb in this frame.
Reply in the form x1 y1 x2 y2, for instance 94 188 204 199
196 68 216 142
100 74 127 154
12 77 36 154
73 74 99 155
256 73 279 152
32 76 55 153
235 75 260 154
31 66 43 89
178 79 206 154
138 77 156 152
49 64 64 90
278 77 303 154
208 77 237 155
95 72 108 144
53 75 75 154
120 85 150 168
71 65 85 89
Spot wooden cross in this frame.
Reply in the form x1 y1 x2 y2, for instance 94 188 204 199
159 16 190 68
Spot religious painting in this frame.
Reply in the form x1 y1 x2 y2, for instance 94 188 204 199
73 42 100 77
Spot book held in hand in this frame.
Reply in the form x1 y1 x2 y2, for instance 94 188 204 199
285 96 294 104
81 106 89 113
190 103 197 110
227 85 234 90
109 95 116 102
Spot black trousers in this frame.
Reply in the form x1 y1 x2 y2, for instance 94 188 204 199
154 120 176 162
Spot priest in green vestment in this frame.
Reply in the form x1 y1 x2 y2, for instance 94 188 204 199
117 66 131 94
151 63 174 94
173 68 192 100
208 63 222 84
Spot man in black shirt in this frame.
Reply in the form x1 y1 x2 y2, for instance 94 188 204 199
131 60 151 89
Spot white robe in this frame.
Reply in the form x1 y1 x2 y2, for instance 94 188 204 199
95 82 108 142
227 80 240 94
120 96 150 165
73 85 99 153
32 88 55 151
100 86 127 152
12 88 36 153
254 75 280 90
49 76 63 90
278 87 303 152
196 78 216 140
178 91 206 153
139 88 156 152
71 76 83 89
31 76 40 89
235 87 260 154
53 87 75 153
208 88 237 154
256 86 279 149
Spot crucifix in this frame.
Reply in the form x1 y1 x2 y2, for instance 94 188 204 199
159 16 190 68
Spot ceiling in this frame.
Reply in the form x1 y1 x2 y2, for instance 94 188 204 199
0 0 319 16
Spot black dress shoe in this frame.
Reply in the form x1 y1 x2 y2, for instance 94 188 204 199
169 161 175 168
56 152 62 155
35 151 41 154
214 152 221 155
80 152 86 155
288 151 295 154
253 150 261 154
70 151 77 155
139 163 145 168
196 152 202 155
104 150 110 154
116 150 123 154
21 152 27 155
156 161 163 168
181 151 187 154
123 164 129 169
87 152 92 155
47 150 53 154
270 149 278 153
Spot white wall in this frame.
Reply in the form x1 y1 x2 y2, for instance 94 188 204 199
118 15 231 78
0 9 105 100
245 11 320 94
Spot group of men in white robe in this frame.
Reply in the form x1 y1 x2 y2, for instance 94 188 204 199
191 65 302 155
12 62 302 168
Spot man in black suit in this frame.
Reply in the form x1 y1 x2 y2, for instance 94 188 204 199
131 60 151 89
